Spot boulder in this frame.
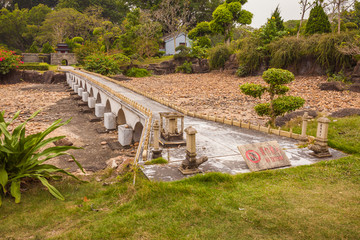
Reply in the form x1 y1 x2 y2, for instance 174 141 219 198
43 71 55 84
52 72 66 83
349 83 360 93
319 81 346 91
224 54 238 71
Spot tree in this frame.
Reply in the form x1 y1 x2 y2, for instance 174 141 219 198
209 0 253 44
41 42 54 53
240 68 305 126
298 0 315 38
6 0 58 9
37 8 92 45
326 0 354 33
93 21 121 52
188 22 213 48
272 5 285 31
305 3 331 34
154 0 192 51
56 0 129 24
28 41 39 53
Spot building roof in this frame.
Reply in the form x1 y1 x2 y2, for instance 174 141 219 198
162 32 187 42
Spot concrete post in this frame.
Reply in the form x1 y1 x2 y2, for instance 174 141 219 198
104 112 116 130
152 120 162 159
179 126 208 175
118 124 133 146
299 112 309 144
309 117 331 157
88 97 96 108
82 92 89 102
95 104 105 118
169 117 177 134
74 84 79 93
78 88 84 97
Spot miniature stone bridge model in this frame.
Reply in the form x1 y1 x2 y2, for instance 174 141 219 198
63 67 346 182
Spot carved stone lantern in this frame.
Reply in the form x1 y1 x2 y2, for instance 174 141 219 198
309 117 332 157
152 120 163 159
179 126 208 175
159 112 185 146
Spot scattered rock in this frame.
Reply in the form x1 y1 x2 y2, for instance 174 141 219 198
349 83 360 93
330 108 360 118
319 81 346 91
105 156 123 169
276 110 317 127
54 138 73 146
101 141 107 145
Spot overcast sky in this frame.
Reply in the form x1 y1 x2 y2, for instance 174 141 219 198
244 0 310 28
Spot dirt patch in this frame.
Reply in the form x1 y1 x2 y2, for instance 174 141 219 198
0 82 135 173
123 72 360 125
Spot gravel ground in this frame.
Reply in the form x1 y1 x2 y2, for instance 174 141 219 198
123 72 360 125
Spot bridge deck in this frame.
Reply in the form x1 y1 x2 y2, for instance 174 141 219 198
71 68 345 182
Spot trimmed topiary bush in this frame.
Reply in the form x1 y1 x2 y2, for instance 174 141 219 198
240 68 305 125
18 62 49 71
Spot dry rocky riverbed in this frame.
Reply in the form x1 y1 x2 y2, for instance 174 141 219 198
124 72 360 125
0 82 135 174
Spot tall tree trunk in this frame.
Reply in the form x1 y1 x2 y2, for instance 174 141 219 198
337 2 341 33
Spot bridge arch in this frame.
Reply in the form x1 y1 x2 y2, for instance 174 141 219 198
105 99 112 113
133 122 143 142
96 92 102 103
89 88 94 97
117 108 126 125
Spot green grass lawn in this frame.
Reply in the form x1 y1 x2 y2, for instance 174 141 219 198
1 116 359 239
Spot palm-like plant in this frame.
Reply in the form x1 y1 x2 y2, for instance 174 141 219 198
0 110 83 206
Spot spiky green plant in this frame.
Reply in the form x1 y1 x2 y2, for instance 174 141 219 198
0 110 83 206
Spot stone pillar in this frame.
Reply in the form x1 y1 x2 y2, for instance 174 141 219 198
152 120 162 159
82 92 89 102
95 103 105 118
309 117 332 157
88 97 96 108
104 112 116 130
299 112 309 144
179 126 208 175
168 117 177 134
118 124 133 146
78 88 83 97
73 84 79 93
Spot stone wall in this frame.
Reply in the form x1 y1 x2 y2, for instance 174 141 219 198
50 53 77 65
22 53 50 64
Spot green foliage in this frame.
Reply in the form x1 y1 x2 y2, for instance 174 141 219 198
28 42 40 53
305 3 331 35
327 71 350 83
240 68 304 125
236 65 248 77
84 53 130 76
208 44 232 69
65 37 84 52
144 157 168 165
0 48 23 75
259 7 288 45
174 45 191 59
209 1 253 43
125 68 151 78
18 62 50 71
268 36 303 68
239 83 266 98
345 22 358 31
41 42 54 53
236 33 264 75
176 61 193 74
154 51 165 58
271 6 285 31
188 22 212 40
0 111 82 206
74 40 100 65
316 32 355 72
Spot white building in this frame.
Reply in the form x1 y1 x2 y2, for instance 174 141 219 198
160 33 191 55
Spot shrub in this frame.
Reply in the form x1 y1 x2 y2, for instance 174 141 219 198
41 42 55 54
18 62 49 71
154 51 165 58
125 68 151 77
28 42 39 53
84 53 130 76
236 65 249 77
305 3 331 35
0 111 83 206
236 34 264 74
208 44 232 70
176 61 193 74
240 68 305 125
268 36 303 68
327 71 350 83
0 48 23 75
174 45 190 60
